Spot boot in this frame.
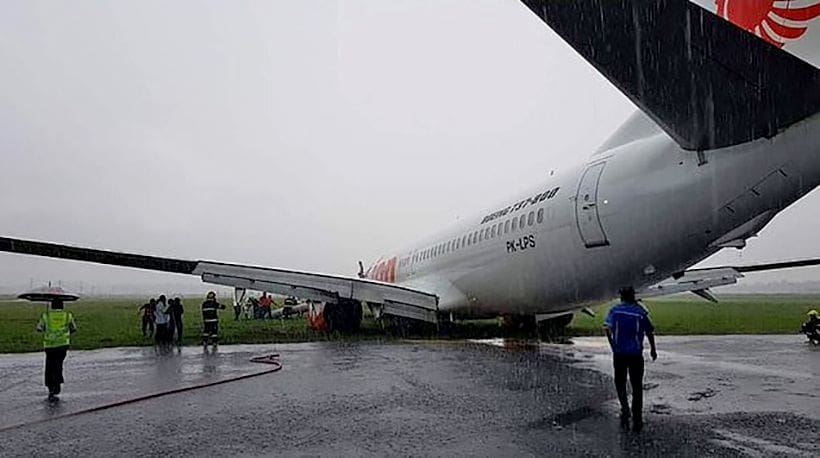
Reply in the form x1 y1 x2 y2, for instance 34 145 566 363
632 415 643 433
620 409 631 430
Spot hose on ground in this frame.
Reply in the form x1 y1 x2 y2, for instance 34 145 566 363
0 354 282 433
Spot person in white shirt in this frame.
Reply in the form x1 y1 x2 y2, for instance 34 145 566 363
154 295 172 346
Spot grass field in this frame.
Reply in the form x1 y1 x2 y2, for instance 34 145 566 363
0 294 815 353
569 294 817 336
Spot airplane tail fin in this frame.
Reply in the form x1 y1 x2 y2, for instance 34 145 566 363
521 0 820 151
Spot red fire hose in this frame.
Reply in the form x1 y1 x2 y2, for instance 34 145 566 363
0 354 282 433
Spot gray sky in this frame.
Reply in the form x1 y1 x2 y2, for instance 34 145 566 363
2 0 820 294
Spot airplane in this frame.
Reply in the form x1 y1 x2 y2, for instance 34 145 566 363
2 0 820 334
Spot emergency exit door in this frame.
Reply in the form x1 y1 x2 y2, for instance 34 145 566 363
575 162 609 248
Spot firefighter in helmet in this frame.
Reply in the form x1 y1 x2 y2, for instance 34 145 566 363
201 291 226 346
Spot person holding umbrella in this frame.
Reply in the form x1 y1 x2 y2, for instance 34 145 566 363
21 285 79 402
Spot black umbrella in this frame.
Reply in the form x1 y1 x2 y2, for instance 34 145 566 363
18 285 80 303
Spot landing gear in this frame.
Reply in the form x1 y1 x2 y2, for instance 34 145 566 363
537 314 573 339
323 299 363 333
502 315 537 333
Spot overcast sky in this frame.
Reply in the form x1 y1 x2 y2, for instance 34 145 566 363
2 0 820 294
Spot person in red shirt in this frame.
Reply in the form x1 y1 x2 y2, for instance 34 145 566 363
138 298 156 337
259 292 273 319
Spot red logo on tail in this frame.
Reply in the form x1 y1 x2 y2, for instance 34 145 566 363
716 0 820 47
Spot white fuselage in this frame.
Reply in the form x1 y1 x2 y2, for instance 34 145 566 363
366 112 820 319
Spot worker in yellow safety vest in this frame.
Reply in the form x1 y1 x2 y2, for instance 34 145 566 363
35 299 77 402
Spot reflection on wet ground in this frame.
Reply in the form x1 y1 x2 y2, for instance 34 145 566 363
0 336 817 456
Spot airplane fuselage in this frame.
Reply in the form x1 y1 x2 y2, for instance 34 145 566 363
368 112 820 319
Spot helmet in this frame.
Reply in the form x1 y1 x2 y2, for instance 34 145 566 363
808 310 818 317
206 291 216 300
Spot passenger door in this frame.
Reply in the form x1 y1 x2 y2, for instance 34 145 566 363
575 162 609 248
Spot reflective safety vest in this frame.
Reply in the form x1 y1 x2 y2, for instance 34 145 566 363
43 310 73 348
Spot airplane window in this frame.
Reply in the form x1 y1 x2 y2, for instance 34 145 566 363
512 217 517 231
491 225 496 238
462 235 466 247
479 230 483 242
537 208 544 223
468 234 472 246
504 220 510 234
528 211 534 226
474 231 479 243
446 241 450 252
519 214 526 229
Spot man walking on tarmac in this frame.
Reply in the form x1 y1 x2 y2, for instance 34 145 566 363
35 298 77 402
201 291 225 346
604 286 657 433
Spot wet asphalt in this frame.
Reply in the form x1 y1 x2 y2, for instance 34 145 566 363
0 336 817 457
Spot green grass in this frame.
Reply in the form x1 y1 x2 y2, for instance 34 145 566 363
568 294 817 336
0 297 386 353
0 294 815 353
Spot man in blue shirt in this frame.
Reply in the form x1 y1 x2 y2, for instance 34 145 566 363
604 286 657 432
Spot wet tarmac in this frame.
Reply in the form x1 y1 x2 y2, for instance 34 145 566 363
0 336 817 456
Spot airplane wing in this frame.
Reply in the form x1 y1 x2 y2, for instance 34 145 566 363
0 236 438 321
639 258 820 301
521 0 820 151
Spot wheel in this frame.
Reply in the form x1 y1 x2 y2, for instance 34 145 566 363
537 314 573 340
323 299 363 333
502 315 537 333
380 315 436 337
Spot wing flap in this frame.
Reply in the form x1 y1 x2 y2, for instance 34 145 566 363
193 261 438 311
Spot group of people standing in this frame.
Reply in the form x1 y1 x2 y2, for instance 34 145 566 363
138 295 184 345
234 291 274 320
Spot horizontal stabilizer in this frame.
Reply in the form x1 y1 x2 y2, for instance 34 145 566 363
643 257 820 298
522 0 820 150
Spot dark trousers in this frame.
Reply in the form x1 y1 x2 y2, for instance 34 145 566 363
613 353 644 421
234 306 241 320
142 316 154 337
202 322 219 343
172 313 183 342
45 345 69 393
155 323 171 344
